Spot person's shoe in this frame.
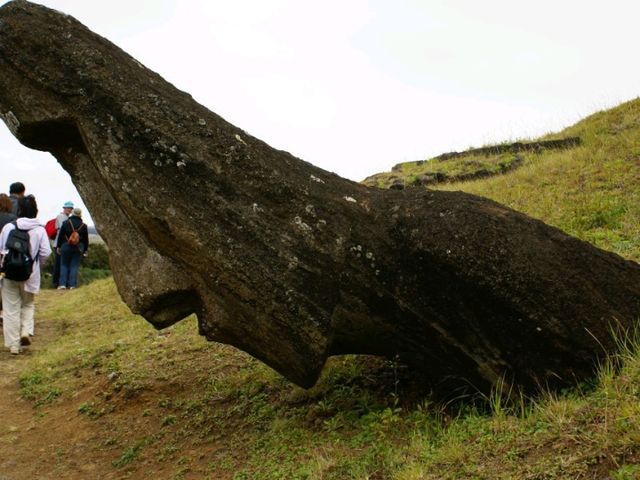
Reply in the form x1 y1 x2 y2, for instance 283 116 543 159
69 287 76 290
9 346 20 355
20 336 31 346
57 286 66 290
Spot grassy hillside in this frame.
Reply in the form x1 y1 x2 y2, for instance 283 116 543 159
362 137 581 190
367 97 640 263
14 98 640 479
437 100 640 263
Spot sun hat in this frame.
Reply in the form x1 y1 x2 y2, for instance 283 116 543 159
72 207 82 217
63 201 74 208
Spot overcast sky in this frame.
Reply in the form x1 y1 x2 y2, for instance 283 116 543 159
1 0 640 226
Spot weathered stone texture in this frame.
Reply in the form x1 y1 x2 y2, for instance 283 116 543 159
1 1 639 394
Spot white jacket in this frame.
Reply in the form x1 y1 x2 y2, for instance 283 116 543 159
0 218 52 294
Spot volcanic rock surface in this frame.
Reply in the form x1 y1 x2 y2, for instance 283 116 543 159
1 1 639 394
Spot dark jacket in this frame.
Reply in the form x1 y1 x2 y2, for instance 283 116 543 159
56 216 89 253
9 194 19 216
0 211 17 232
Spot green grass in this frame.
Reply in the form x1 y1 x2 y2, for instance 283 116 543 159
23 285 640 478
19 370 61 406
438 112 640 261
20 97 640 478
363 149 534 189
370 97 640 262
362 137 580 190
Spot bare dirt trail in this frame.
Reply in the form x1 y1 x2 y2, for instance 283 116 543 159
0 347 35 461
0 299 207 480
0 303 117 480
0 313 59 479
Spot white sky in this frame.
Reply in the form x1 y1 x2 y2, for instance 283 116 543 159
1 0 640 226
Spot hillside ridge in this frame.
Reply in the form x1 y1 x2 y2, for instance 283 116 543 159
363 136 582 189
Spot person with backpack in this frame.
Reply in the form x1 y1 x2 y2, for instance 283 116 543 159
0 195 51 355
49 200 74 288
56 207 88 290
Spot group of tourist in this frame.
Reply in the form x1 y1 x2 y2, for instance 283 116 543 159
51 200 90 290
0 182 89 355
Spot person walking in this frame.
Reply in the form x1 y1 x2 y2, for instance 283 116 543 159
8 182 25 216
0 195 51 354
0 194 17 326
0 194 16 234
56 207 88 290
52 201 74 288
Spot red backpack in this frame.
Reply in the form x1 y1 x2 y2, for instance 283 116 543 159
45 218 57 240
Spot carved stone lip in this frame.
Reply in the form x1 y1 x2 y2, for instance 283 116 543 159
1 0 639 395
141 290 201 330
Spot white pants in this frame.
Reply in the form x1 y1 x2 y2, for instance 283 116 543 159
2 279 35 350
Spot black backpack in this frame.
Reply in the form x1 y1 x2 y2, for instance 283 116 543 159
2 222 35 281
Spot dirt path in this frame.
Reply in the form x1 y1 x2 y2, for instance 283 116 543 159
0 307 115 480
0 300 191 480
0 314 57 479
